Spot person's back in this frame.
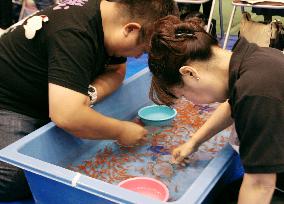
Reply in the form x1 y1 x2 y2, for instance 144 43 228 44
0 0 178 201
229 38 284 174
0 0 108 119
230 38 284 105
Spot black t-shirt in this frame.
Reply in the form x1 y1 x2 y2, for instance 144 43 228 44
229 38 284 174
0 0 126 119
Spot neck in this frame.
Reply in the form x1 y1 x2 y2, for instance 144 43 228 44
210 46 232 97
192 46 232 98
209 46 232 73
193 46 232 74
100 0 121 55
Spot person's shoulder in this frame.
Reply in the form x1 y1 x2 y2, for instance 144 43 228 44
232 37 253 52
40 0 99 32
244 47 284 75
258 46 284 62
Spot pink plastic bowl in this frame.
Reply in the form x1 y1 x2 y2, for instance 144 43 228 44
118 177 169 202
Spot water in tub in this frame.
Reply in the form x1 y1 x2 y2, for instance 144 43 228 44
65 98 232 201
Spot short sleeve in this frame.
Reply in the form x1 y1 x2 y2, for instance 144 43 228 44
234 96 284 173
47 29 95 95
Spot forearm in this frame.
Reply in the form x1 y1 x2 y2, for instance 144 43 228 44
90 64 126 102
49 81 126 140
191 100 234 145
238 173 276 204
56 105 124 140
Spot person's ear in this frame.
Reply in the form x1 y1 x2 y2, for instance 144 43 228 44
179 66 200 81
123 23 141 37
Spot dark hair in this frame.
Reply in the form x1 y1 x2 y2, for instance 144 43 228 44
106 0 179 43
148 15 218 105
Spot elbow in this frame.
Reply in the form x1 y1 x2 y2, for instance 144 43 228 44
115 71 125 85
113 64 126 84
50 111 85 138
51 115 71 129
244 173 276 193
50 112 72 129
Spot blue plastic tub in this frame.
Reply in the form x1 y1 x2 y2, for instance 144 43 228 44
0 68 243 204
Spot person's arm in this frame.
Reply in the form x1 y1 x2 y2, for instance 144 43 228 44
46 29 147 145
238 173 276 204
48 83 148 146
89 63 126 104
172 100 234 163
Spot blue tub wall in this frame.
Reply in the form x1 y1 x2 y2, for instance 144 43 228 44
18 125 84 165
93 68 153 120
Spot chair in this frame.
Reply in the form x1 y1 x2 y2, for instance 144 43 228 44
223 0 284 49
175 0 224 38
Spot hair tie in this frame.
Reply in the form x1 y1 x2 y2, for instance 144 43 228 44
175 33 194 38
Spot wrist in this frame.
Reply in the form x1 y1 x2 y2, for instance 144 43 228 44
187 137 200 150
114 120 126 141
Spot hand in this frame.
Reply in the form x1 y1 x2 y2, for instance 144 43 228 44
117 121 148 147
172 139 199 164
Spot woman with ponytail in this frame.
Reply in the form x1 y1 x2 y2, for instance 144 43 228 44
149 15 284 204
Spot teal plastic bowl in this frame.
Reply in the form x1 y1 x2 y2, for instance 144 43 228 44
138 105 177 126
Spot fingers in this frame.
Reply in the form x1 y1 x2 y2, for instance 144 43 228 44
179 157 192 167
171 147 193 166
175 155 185 164
183 157 191 164
139 128 149 142
116 134 147 147
140 136 148 142
137 137 147 146
172 150 183 164
142 128 148 135
133 118 144 126
115 141 133 147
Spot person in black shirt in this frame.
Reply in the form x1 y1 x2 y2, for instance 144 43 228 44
148 15 284 204
0 0 178 201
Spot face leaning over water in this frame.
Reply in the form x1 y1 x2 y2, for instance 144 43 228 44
171 73 228 105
